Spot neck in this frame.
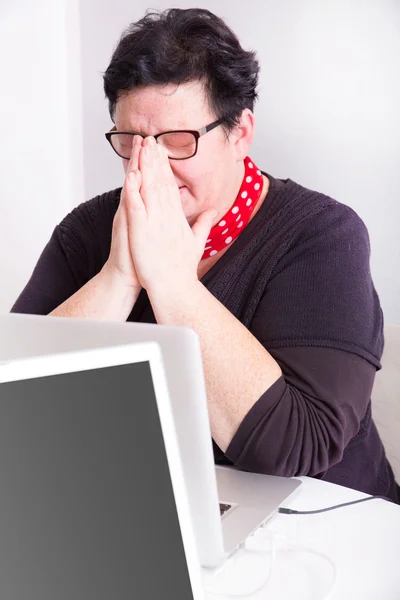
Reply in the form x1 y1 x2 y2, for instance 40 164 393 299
201 156 265 260
217 160 246 219
197 170 269 277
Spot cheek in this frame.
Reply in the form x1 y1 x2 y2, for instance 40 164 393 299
122 159 129 173
169 156 208 190
169 161 194 188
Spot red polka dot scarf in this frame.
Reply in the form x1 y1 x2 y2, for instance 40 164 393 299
202 156 263 260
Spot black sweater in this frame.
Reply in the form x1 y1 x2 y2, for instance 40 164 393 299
11 173 399 503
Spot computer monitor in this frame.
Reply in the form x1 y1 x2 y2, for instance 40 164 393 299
1 313 300 570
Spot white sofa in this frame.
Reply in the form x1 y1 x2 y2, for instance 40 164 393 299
371 324 400 483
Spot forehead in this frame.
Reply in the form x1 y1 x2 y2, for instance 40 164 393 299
114 81 214 132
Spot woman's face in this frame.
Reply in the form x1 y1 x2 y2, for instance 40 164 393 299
114 81 254 225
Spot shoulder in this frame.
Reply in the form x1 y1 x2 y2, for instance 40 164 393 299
297 187 368 243
55 187 122 279
58 187 122 240
265 176 370 259
269 179 374 299
252 176 383 366
297 199 370 260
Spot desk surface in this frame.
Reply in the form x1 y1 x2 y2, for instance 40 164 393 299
203 476 400 600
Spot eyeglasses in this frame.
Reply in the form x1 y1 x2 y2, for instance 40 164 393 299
105 118 223 160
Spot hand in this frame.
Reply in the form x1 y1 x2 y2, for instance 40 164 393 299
123 136 216 293
102 136 143 291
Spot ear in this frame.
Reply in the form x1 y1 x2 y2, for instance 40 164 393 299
229 109 255 162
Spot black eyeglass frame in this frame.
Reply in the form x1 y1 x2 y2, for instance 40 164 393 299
105 118 223 160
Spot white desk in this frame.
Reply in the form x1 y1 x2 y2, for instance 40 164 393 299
203 477 400 600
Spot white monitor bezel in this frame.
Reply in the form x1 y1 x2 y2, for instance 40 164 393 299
0 341 205 600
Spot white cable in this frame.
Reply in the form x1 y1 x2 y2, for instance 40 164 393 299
203 534 337 599
203 540 275 597
276 541 338 600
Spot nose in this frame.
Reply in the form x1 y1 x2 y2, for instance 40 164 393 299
168 159 186 186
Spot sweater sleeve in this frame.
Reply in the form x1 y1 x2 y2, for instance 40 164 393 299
11 189 120 315
221 201 383 477
223 346 376 477
10 225 83 315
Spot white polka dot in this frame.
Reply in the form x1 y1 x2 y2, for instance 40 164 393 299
205 246 212 250
218 220 226 227
248 162 253 169
206 238 211 243
210 250 218 256
246 199 252 206
225 236 233 244
257 170 261 175
222 228 229 235
246 176 252 183
241 191 248 199
237 221 243 228
231 206 239 214
236 214 242 221
254 183 261 191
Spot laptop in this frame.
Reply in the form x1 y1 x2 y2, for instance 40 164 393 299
0 340 204 599
0 313 301 569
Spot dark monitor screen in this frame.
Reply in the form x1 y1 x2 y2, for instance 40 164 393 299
0 361 194 600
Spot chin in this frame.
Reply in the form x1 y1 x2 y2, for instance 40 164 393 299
180 195 196 225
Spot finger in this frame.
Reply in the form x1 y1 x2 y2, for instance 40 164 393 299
124 174 147 258
125 136 142 186
157 144 181 204
191 209 218 253
133 166 142 191
112 192 129 247
142 140 181 211
128 135 143 171
139 136 161 193
121 137 141 192
124 171 146 216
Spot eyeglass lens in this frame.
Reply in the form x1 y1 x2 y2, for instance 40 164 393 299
110 131 197 159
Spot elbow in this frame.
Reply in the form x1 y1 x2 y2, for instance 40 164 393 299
225 391 348 478
229 428 346 478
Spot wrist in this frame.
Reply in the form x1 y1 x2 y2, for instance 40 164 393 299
100 263 141 294
146 279 205 326
146 277 201 302
98 265 142 317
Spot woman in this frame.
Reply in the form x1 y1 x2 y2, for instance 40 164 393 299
12 8 399 502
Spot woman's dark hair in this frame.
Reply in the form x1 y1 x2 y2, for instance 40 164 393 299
103 8 259 136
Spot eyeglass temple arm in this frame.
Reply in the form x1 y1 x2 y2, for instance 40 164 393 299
198 120 223 137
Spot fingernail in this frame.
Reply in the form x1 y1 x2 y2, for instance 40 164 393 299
143 140 153 154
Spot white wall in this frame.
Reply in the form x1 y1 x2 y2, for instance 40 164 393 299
78 0 400 324
2 0 399 324
0 0 84 312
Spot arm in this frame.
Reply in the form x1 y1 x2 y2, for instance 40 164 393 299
223 345 376 476
148 280 282 451
147 283 376 470
121 138 281 449
11 198 140 321
12 139 145 320
147 202 382 470
49 268 140 321
122 138 382 474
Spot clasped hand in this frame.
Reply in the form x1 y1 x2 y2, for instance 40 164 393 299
105 135 216 295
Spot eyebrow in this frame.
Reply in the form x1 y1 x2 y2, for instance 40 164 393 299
114 125 189 135
113 126 146 135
